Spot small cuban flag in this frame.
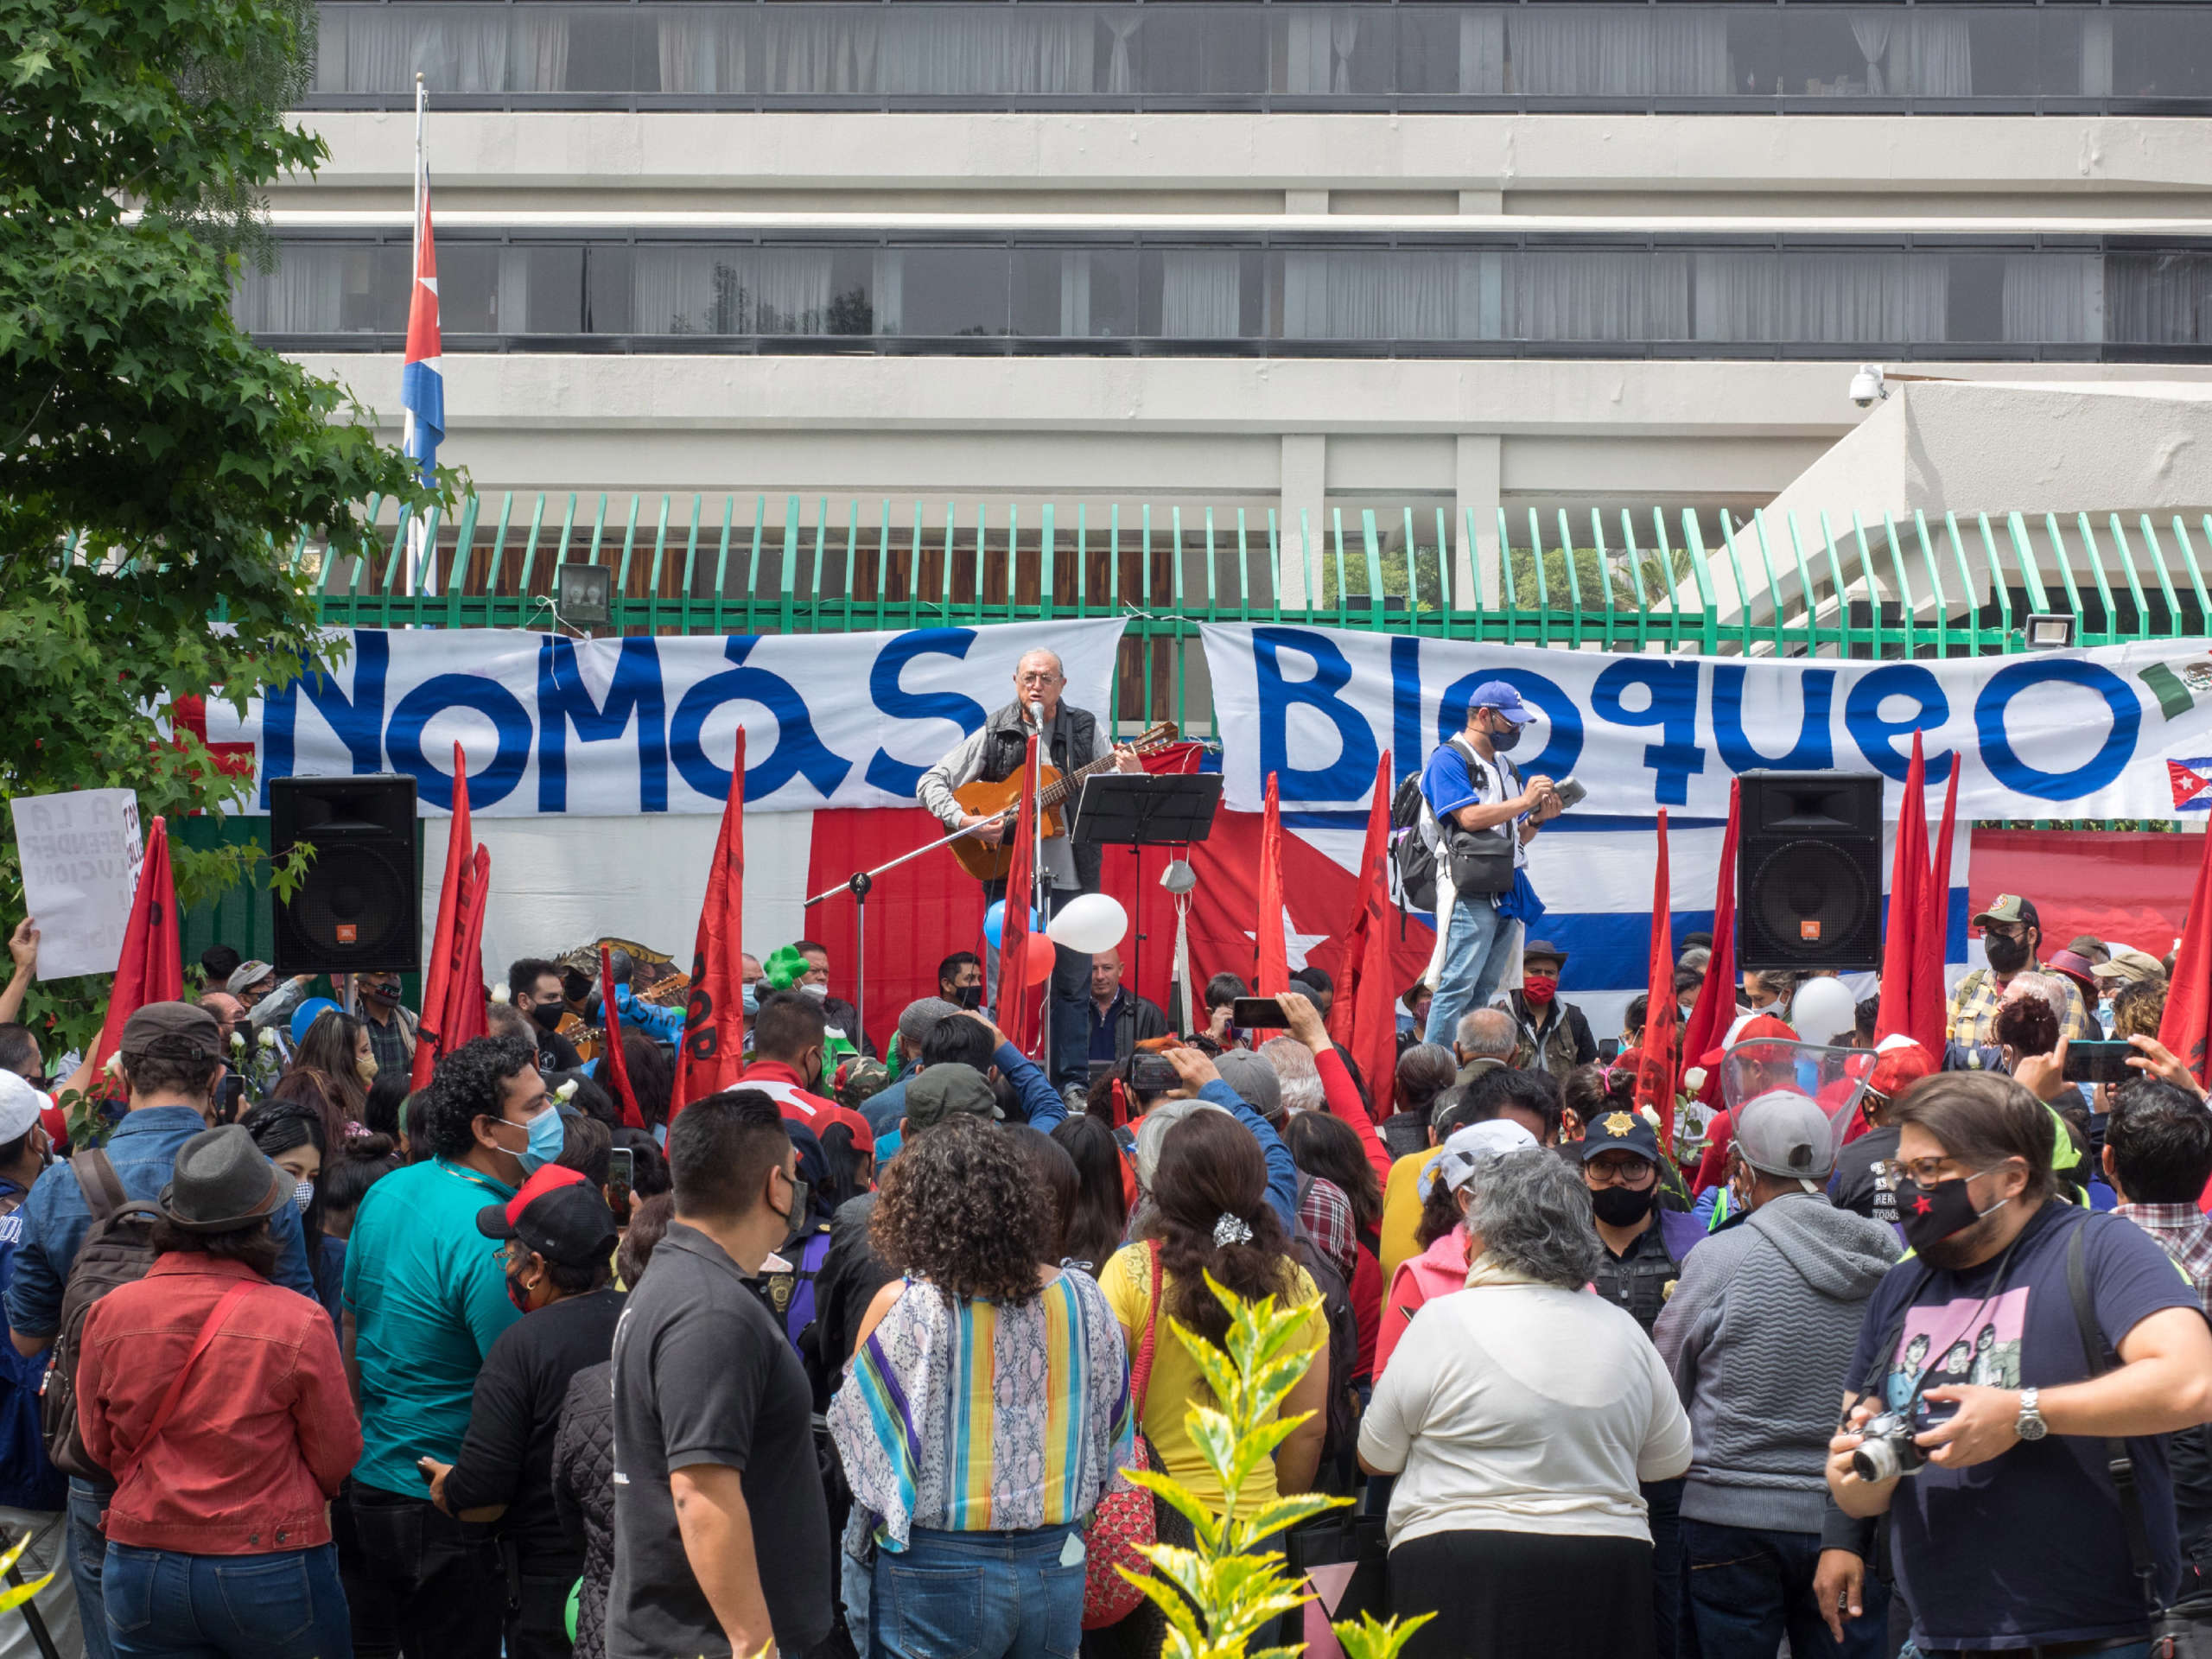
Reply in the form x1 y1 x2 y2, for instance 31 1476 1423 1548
399 92 442 486
2170 759 2212 813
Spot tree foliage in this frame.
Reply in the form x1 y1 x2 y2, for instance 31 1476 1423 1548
0 0 444 1044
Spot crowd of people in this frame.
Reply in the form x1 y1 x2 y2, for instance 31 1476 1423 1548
0 845 2205 1659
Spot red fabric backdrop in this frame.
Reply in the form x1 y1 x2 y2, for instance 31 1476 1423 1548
1968 829 2204 959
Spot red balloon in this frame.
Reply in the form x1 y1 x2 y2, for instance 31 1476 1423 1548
1020 932 1057 987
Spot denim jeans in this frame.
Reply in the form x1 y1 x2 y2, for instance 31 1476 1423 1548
1904 1646 2151 1659
0 1503 80 1659
843 1547 872 1659
871 1524 1084 1659
103 1541 352 1659
1683 1519 1889 1659
66 1478 115 1659
1421 891 1515 1049
1645 1478 1685 1659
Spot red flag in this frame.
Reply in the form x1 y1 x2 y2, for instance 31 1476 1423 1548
2159 821 2212 1092
1325 753 1398 1119
1875 732 1930 1046
999 735 1043 1056
1914 755 1961 1056
673 731 747 1121
1254 772 1288 995
442 845 492 1052
410 743 475 1090
91 817 182 1076
1636 810 1678 1151
1678 779 1740 1103
599 945 646 1131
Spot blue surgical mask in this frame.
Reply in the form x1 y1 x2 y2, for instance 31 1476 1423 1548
741 981 760 1016
504 1108 565 1176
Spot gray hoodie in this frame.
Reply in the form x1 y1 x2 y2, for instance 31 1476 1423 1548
1652 1191 1901 1534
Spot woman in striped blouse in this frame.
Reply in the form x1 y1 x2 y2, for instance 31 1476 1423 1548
830 1115 1134 1659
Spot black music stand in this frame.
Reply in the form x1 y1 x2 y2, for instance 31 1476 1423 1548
1071 773 1224 1039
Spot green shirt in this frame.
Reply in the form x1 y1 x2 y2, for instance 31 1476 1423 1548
343 1156 521 1496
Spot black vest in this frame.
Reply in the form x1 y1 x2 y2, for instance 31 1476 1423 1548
1592 1225 1680 1337
977 701 1104 893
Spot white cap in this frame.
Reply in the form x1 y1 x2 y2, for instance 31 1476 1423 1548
1423 1118 1541 1199
0 1071 48 1144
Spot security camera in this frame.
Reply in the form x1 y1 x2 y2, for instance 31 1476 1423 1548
1848 364 1888 409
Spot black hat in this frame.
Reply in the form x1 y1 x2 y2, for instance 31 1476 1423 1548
475 1166 618 1270
158 1125 289 1233
1577 1108 1661 1166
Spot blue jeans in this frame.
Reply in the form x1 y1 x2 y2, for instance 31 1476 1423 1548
66 1479 114 1659
1683 1519 1888 1659
102 1541 352 1659
871 1524 1083 1659
1421 892 1514 1049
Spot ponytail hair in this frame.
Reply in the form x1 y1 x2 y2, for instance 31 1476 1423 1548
1140 1109 1296 1352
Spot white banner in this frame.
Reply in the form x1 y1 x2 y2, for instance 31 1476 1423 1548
240 620 1128 815
10 789 143 979
1200 623 2212 822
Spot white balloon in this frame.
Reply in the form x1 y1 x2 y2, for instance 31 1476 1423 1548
1046 893 1129 955
1788 976 1858 1046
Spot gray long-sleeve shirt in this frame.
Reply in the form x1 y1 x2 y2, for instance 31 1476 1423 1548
915 704 1110 892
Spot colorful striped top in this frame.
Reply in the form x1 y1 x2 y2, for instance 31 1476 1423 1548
828 1268 1134 1553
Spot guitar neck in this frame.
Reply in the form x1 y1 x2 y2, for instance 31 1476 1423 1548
1039 751 1120 811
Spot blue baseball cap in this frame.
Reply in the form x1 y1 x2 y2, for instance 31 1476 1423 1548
1469 681 1535 724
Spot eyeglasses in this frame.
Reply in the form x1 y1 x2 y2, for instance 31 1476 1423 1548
1586 1159 1656 1188
1878 1155 2011 1187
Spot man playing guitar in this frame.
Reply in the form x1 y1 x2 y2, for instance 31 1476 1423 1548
917 649 1142 1101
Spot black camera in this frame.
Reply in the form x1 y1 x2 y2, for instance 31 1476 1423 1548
1129 1052 1181 1096
1849 1396 1957 1483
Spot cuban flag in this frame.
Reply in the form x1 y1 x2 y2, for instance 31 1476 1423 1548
2171 759 2212 813
400 147 442 483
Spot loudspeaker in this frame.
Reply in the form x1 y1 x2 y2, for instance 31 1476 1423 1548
1737 771 1883 972
270 774 420 975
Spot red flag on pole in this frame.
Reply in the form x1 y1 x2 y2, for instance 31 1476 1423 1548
1636 810 1678 1152
1875 731 1930 1046
673 731 746 1121
410 743 475 1090
599 945 646 1131
2159 822 2212 1092
1325 752 1398 1119
442 845 492 1053
1913 754 1961 1056
999 735 1043 1056
1255 772 1288 995
1678 779 1739 1103
91 816 182 1076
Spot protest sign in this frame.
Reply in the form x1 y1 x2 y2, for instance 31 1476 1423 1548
10 789 144 978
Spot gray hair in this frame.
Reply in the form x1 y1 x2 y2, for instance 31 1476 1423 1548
1456 1007 1517 1060
2003 972 2066 1017
1259 1037 1325 1113
1467 1150 1604 1291
1133 1098 1227 1193
1677 945 1712 975
1014 648 1065 679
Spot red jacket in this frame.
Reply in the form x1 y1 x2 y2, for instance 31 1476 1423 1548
77 1255 361 1554
735 1060 877 1151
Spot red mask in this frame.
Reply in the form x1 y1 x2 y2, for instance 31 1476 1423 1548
1523 974 1559 1005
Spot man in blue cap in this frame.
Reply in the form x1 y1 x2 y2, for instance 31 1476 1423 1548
1419 681 1561 1051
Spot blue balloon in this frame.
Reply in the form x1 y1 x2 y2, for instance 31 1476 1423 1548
982 900 1041 949
289 997 341 1047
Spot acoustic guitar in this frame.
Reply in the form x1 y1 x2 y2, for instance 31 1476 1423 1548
949 721 1180 881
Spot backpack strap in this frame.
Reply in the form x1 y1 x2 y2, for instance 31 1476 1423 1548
2064 1216 2164 1615
114 1280 257 1488
1131 1241 1163 1421
70 1149 126 1224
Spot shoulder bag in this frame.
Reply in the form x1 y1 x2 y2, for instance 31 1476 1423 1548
1083 1243 1164 1630
1440 738 1518 899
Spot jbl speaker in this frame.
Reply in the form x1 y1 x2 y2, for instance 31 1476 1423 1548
270 774 420 975
1737 772 1884 972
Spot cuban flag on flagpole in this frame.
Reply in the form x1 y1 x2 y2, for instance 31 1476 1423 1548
400 99 442 486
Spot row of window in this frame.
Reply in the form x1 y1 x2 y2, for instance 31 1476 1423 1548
309 3 2212 108
239 235 2212 355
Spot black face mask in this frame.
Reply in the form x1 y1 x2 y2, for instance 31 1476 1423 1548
950 983 984 1011
1983 932 2031 976
529 1001 564 1033
775 1176 812 1253
505 1264 535 1315
1896 1171 1999 1258
1591 1184 1657 1226
1490 720 1524 753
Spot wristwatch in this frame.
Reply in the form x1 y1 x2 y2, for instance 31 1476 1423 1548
2017 1387 2049 1442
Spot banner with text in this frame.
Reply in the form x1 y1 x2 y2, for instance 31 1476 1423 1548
242 620 1128 816
1201 623 2212 822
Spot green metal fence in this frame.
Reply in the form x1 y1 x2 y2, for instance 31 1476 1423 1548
304 494 2212 739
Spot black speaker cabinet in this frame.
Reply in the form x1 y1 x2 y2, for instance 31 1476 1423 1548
270 774 421 975
1737 772 1884 972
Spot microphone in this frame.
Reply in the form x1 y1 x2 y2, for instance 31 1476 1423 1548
1028 700 1046 727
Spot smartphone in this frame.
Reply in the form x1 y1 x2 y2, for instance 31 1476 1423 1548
1598 1037 1622 1065
608 1147 635 1192
1233 996 1290 1031
1129 1052 1181 1095
2063 1039 2137 1084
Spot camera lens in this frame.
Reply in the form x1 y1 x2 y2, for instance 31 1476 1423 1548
1851 1440 1901 1484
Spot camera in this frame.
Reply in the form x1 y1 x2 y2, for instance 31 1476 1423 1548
1848 363 1888 409
1129 1052 1181 1096
1849 1396 1956 1483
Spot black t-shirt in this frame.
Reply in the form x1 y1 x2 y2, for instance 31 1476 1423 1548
1831 1125 1902 1225
536 1027 582 1079
443 1287 625 1571
607 1222 832 1659
1846 1203 2202 1649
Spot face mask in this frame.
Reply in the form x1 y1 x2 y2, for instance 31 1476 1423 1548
1983 932 2031 976
358 1056 378 1084
505 1263 536 1315
952 983 984 1011
292 1179 315 1212
1590 1184 1656 1226
1490 720 1524 753
774 1173 811 1251
360 982 397 1006
801 983 829 1002
1895 1168 2005 1256
496 1108 566 1176
529 1001 564 1033
1522 974 1559 1006
741 982 760 1016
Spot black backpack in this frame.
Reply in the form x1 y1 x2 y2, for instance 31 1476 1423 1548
40 1150 162 1480
1388 769 1440 915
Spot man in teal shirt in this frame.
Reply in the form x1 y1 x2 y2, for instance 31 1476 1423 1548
344 1034 556 1659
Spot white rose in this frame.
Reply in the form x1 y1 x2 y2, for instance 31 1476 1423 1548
554 1079 579 1104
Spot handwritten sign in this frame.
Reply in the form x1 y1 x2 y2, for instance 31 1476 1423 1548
10 790 143 979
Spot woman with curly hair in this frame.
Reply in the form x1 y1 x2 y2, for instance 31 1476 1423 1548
828 1116 1133 1659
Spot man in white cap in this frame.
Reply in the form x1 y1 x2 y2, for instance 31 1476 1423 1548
0 1071 74 1659
1654 1090 1902 1659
